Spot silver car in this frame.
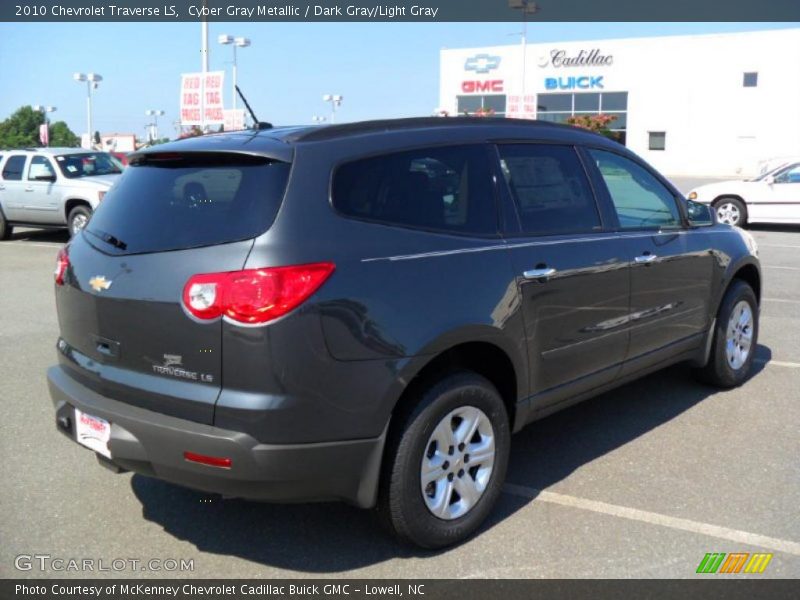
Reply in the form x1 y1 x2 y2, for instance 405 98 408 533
0 148 122 239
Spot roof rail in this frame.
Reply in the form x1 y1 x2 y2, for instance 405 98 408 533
288 116 573 143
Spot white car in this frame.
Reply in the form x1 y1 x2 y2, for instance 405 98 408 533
687 161 800 227
0 148 121 239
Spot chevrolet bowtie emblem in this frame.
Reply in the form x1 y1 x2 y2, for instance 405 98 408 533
88 276 112 292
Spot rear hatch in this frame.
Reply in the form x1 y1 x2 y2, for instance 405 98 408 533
55 152 291 424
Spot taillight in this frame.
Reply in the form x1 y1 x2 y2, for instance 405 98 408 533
182 262 335 325
54 247 69 285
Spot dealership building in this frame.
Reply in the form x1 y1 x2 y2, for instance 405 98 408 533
439 28 800 177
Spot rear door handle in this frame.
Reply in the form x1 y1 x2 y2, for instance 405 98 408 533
25 186 34 192
523 267 557 280
634 254 657 264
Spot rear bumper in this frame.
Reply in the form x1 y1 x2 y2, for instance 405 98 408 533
47 365 386 508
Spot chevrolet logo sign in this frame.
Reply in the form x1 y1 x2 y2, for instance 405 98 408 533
464 54 501 74
88 276 112 292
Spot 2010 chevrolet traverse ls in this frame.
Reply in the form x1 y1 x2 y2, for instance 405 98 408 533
49 118 761 548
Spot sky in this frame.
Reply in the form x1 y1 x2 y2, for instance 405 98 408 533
0 21 798 139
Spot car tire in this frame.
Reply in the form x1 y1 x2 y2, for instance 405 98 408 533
378 371 510 549
67 205 92 238
695 280 759 388
713 197 748 227
0 209 12 240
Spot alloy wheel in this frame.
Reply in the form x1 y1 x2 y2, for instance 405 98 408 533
716 202 741 226
420 406 496 520
725 300 754 370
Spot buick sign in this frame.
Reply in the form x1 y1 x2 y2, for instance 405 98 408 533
545 76 605 90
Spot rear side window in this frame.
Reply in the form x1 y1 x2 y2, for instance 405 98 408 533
85 153 290 255
2 155 27 181
332 144 497 235
497 144 601 235
588 149 681 229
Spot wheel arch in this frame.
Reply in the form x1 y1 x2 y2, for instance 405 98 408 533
730 261 761 305
711 257 761 323
712 194 747 207
388 337 523 437
63 198 93 222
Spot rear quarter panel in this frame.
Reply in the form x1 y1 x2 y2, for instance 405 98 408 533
230 139 529 440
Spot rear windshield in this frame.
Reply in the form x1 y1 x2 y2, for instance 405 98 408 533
85 153 290 255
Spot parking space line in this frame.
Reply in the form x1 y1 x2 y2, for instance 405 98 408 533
1 242 62 249
763 266 800 271
754 358 800 369
503 483 800 555
758 244 800 249
763 297 800 304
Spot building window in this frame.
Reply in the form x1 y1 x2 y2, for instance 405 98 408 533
649 132 666 151
743 72 758 87
456 94 506 117
536 91 628 145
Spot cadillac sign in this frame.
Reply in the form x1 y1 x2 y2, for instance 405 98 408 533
539 49 614 68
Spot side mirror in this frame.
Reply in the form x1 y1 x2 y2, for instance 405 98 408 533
34 174 56 183
765 175 775 185
687 200 714 227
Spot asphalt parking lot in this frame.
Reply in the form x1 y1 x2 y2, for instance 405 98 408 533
2 181 799 579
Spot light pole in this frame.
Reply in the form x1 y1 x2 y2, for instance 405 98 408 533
145 109 165 142
311 115 327 125
73 72 102 148
218 34 251 117
508 0 539 118
322 94 343 123
32 105 57 146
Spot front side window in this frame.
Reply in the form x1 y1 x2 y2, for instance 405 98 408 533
55 152 122 179
497 144 601 235
775 164 800 184
332 145 496 235
2 155 27 181
28 156 56 181
588 149 681 230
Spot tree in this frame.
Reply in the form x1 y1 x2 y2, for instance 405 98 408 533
0 106 44 148
566 114 618 137
179 126 204 139
48 121 80 147
0 106 81 148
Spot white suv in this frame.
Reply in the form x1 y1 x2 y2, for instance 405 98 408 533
0 148 122 239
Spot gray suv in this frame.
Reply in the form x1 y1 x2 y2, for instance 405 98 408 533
0 148 122 239
48 118 761 548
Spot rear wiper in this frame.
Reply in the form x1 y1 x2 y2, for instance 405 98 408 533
88 229 127 250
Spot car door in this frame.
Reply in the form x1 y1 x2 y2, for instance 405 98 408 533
494 142 631 412
584 148 714 373
23 155 62 224
0 155 29 221
761 163 800 223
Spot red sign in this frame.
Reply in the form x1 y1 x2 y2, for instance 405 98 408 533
461 80 504 93
180 71 225 126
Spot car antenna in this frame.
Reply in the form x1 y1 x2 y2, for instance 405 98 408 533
235 85 272 130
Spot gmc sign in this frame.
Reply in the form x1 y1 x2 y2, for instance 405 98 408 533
461 80 504 93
